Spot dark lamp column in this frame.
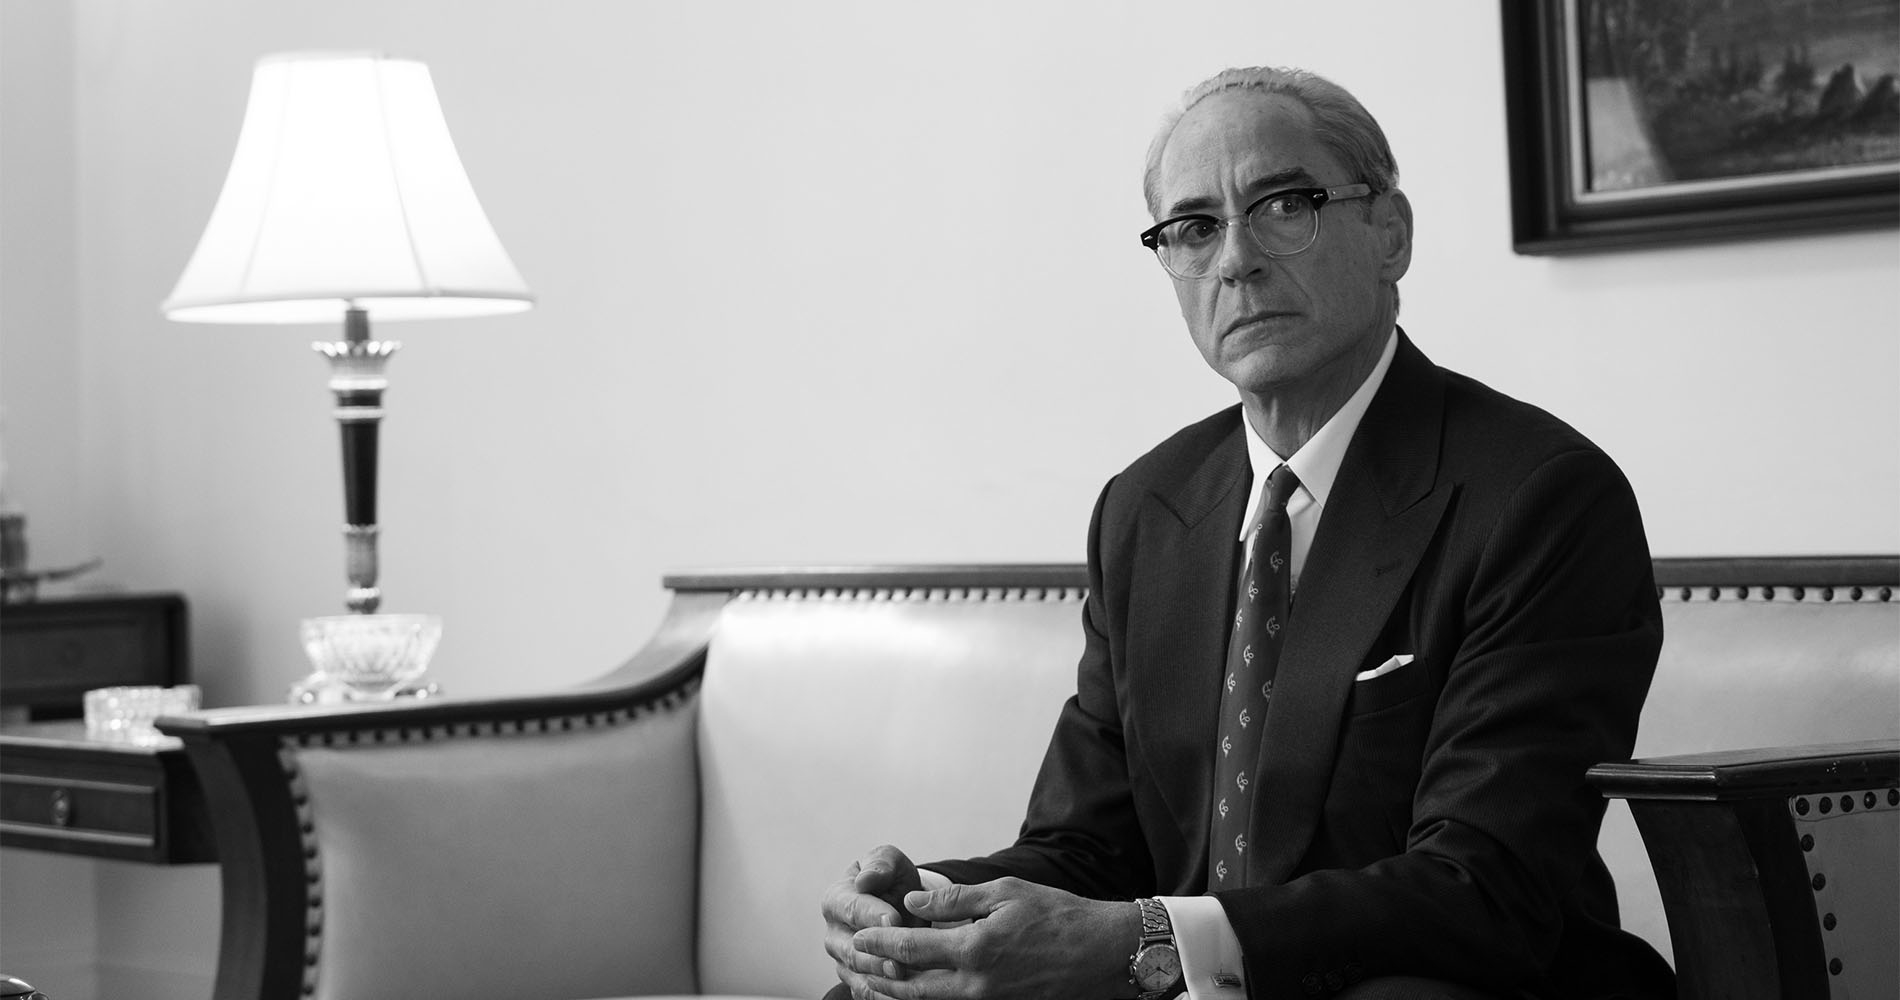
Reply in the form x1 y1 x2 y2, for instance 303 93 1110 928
313 307 397 613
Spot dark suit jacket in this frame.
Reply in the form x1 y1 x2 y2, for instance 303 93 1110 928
931 333 1675 999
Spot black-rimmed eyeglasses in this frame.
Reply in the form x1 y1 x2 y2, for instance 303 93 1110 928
1139 183 1373 280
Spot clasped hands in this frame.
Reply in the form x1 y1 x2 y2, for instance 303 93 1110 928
822 844 1140 1000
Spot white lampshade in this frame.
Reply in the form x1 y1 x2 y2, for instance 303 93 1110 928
163 52 533 325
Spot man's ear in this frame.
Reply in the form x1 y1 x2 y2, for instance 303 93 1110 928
1376 189 1413 283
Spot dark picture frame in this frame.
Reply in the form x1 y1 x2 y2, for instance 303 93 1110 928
1501 0 1900 254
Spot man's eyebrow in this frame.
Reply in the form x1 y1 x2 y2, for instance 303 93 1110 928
1160 193 1223 218
1248 166 1320 195
1160 166 1321 219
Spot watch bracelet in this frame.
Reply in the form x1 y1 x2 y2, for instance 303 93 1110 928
1137 897 1173 938
1129 897 1181 998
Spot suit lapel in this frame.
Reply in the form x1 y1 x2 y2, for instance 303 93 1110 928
1128 411 1249 851
1249 332 1453 885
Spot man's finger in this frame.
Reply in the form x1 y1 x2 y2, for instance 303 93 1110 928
861 966 963 1000
854 844 916 891
823 877 902 932
857 896 904 929
844 947 903 979
824 891 913 984
825 922 885 973
855 868 897 894
858 844 909 874
836 970 907 1000
852 924 963 972
848 977 912 1000
902 880 999 924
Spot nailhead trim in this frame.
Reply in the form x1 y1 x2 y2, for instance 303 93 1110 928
1661 584 1893 604
1789 782 1900 986
736 585 1088 603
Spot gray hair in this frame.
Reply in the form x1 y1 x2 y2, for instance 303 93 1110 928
1142 66 1399 218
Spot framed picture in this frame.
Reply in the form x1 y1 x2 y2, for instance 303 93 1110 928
1501 0 1900 254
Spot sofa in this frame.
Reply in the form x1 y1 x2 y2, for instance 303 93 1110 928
160 557 1899 1000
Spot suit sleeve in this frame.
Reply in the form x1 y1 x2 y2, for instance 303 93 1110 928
925 475 1159 899
1216 447 1663 997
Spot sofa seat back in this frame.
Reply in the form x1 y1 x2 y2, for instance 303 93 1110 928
685 566 1900 996
692 582 1085 997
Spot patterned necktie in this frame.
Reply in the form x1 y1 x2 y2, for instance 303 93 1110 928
1207 463 1300 890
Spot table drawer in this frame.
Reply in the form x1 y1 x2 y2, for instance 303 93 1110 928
0 771 159 849
0 724 214 864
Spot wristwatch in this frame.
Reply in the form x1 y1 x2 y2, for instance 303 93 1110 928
1128 897 1184 999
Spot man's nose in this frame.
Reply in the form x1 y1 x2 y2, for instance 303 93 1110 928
1215 221 1269 283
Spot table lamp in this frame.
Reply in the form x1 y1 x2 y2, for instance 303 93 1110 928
163 52 532 699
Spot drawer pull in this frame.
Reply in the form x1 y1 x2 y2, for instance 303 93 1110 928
50 789 71 827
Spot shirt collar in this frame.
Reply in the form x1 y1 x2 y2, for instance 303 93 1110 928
1240 328 1398 538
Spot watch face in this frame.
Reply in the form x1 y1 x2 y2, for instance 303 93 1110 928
1133 943 1181 990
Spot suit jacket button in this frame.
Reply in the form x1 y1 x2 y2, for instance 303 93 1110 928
1324 971 1344 991
1301 973 1323 995
1344 963 1366 984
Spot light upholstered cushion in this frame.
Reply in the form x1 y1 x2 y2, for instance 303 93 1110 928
1598 594 1900 959
693 587 1085 998
296 705 701 1000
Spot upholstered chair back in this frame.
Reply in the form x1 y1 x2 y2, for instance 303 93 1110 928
286 704 703 1000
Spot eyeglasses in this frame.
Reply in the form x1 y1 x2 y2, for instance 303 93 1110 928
1139 183 1373 280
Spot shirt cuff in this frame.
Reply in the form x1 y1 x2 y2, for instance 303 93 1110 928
1157 895 1246 999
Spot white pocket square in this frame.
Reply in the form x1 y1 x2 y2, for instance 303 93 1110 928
1354 654 1414 682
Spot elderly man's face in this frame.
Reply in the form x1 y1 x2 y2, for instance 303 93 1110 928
1154 91 1409 404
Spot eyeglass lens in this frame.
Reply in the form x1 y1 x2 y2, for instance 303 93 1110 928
1156 192 1320 278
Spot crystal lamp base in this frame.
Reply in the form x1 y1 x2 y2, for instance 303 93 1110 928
298 613 442 702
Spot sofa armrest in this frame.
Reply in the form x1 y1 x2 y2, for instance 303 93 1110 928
1589 740 1900 1000
156 591 727 1000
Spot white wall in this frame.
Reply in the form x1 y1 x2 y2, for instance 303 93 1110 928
0 0 83 562
0 0 104 988
2 0 1896 993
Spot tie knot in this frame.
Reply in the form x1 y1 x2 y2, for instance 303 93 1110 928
1264 464 1301 512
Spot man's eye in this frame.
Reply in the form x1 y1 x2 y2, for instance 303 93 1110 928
1168 219 1221 246
1260 195 1312 220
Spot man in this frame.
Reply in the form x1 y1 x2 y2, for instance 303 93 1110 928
821 66 1674 1000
